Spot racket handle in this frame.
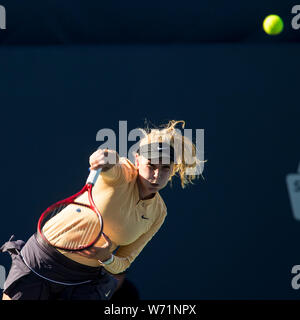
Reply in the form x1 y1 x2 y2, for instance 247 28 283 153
86 168 102 185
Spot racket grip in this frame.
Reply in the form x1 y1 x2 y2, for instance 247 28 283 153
86 168 102 185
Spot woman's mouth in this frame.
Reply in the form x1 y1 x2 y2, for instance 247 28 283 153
150 182 159 187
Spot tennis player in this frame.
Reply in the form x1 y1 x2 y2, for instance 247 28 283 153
1 120 203 300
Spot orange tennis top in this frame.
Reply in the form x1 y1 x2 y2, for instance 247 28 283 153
56 158 167 274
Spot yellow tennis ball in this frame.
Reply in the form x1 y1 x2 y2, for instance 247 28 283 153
263 15 284 35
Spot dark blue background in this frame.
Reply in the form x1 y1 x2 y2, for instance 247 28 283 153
0 2 299 299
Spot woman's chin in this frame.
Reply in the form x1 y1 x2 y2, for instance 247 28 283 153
149 186 162 193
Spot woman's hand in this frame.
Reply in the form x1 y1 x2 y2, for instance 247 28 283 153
89 148 119 171
74 233 113 262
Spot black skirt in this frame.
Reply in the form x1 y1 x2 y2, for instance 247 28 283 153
0 233 118 300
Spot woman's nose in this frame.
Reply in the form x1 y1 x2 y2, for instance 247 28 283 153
153 168 161 179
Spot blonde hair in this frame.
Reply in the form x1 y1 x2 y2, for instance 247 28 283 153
138 120 206 188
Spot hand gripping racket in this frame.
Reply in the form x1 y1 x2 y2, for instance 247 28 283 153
38 168 103 251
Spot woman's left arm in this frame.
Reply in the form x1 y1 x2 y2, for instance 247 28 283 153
102 211 167 274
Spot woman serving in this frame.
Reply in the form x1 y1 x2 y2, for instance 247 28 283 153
1 120 203 300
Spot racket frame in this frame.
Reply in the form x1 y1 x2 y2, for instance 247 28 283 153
37 169 103 251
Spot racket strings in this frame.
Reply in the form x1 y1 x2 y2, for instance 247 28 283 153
78 220 97 248
42 203 71 240
41 202 102 250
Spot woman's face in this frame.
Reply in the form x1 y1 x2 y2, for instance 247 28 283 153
135 154 173 194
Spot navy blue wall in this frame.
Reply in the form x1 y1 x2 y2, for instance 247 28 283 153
1 0 300 44
0 44 299 299
0 0 300 299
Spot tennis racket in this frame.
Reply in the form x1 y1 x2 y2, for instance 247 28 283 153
37 168 103 251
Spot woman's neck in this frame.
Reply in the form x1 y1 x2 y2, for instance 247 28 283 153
137 176 156 200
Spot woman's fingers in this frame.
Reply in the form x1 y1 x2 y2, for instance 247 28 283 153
89 150 108 169
89 149 119 170
73 250 90 257
73 245 111 261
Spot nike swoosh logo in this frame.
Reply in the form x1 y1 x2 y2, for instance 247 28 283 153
105 290 111 297
141 215 149 220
